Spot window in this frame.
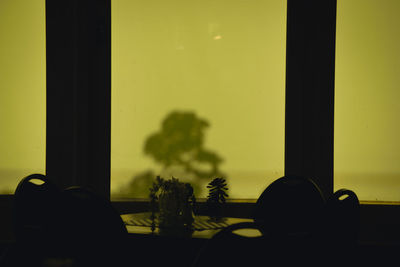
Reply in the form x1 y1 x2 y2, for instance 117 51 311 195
4 0 337 201
335 0 400 202
110 0 287 199
3 0 400 245
0 0 46 194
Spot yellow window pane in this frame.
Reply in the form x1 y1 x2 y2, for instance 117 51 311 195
111 0 286 199
0 0 46 194
335 0 400 201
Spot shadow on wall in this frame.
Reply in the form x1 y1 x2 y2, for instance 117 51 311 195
116 111 226 198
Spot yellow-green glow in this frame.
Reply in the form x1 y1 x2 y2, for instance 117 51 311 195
335 0 400 201
0 0 46 193
111 0 287 198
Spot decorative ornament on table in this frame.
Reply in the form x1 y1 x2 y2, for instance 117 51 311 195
206 177 228 222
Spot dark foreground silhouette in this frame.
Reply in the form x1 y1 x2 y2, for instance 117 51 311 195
1 174 129 267
1 174 366 267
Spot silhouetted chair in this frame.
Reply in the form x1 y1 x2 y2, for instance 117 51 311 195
1 174 63 266
325 189 360 247
251 176 331 264
56 186 129 265
253 176 326 241
192 222 267 267
13 174 61 246
193 220 323 267
4 174 128 266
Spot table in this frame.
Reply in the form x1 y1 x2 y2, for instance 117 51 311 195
120 212 261 266
121 212 255 239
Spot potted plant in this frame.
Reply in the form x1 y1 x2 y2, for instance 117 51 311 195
149 176 196 236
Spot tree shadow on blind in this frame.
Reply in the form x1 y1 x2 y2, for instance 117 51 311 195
116 110 226 198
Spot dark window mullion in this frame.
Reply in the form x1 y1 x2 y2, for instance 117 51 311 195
46 0 111 198
285 0 337 197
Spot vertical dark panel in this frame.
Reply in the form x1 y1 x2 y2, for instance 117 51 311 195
285 0 337 197
46 0 111 198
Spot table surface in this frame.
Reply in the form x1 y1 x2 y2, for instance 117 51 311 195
121 212 255 239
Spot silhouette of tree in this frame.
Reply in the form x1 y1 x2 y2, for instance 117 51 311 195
118 111 226 197
145 111 223 179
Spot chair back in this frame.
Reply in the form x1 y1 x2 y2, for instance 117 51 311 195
325 188 360 246
13 173 61 245
192 222 266 267
58 186 128 256
193 220 319 266
12 175 128 265
253 176 326 239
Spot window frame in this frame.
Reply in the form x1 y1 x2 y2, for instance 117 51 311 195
47 0 336 198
